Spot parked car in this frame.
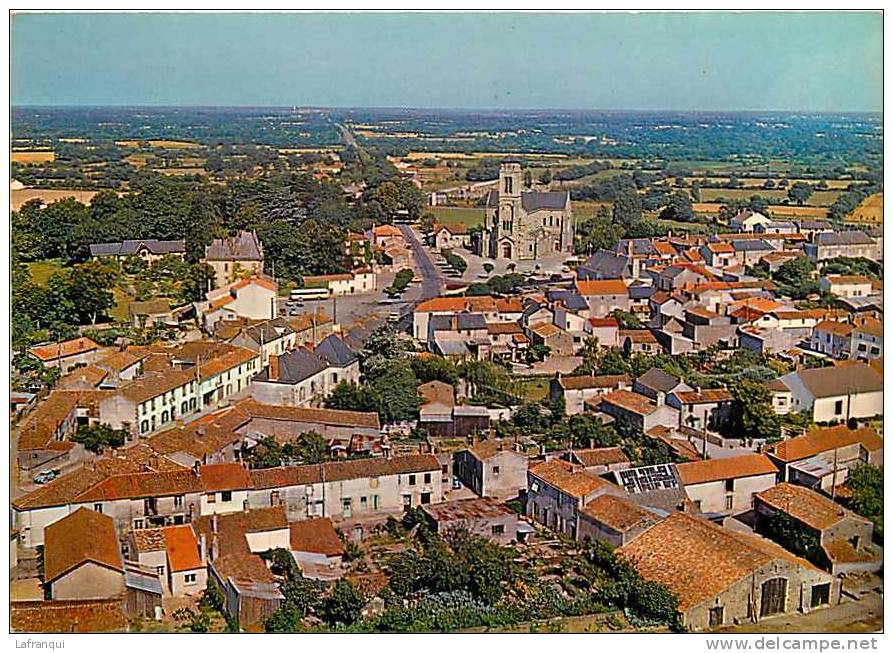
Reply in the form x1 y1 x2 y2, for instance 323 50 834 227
33 469 59 485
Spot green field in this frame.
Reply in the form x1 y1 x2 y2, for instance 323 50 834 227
698 187 840 207
514 377 552 402
26 259 65 285
430 206 485 227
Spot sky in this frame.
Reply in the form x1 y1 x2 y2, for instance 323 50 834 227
10 11 883 111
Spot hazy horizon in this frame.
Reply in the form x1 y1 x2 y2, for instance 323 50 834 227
11 12 882 112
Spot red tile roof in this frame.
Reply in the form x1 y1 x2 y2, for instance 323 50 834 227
764 425 883 463
29 337 99 362
575 279 628 296
529 458 615 499
164 524 204 572
289 518 344 557
44 508 123 583
676 453 778 486
11 599 126 633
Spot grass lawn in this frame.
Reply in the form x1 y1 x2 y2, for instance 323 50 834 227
26 259 65 285
430 206 485 227
109 287 132 323
514 377 552 402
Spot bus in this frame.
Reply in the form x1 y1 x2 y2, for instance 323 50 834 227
290 287 330 301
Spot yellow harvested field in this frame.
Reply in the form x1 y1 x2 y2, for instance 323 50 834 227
116 139 200 149
154 167 206 176
11 151 55 164
846 193 883 224
11 188 100 211
692 202 829 218
403 151 573 161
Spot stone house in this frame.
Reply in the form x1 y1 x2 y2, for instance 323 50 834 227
676 453 778 515
526 458 624 540
454 440 528 500
619 512 839 631
574 279 630 317
667 388 734 435
584 316 620 348
593 389 679 433
527 322 574 357
247 454 443 522
128 524 208 596
226 318 297 367
43 508 125 601
633 367 692 404
561 447 631 475
577 494 660 547
850 317 883 361
28 337 102 374
90 239 186 265
754 483 879 575
433 223 471 250
820 275 874 298
803 231 880 262
776 363 883 423
550 373 631 415
200 275 278 329
810 320 854 359
204 230 265 289
422 497 520 545
762 425 883 493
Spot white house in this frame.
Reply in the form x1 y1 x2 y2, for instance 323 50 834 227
777 363 883 423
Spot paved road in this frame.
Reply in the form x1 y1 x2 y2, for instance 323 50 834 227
399 224 443 301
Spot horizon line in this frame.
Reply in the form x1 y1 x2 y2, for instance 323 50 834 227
11 104 882 115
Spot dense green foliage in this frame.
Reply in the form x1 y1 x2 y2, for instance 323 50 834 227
69 423 128 453
243 432 330 468
844 464 883 538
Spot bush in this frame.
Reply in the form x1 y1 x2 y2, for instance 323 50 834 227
440 248 467 274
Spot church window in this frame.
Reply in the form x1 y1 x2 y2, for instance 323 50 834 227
505 177 513 194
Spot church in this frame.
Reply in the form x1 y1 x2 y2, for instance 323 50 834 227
481 161 575 261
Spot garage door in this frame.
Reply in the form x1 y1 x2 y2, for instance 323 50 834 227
760 577 788 617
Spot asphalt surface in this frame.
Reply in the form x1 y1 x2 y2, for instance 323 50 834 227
399 224 444 301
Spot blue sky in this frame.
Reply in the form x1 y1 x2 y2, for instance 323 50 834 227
11 11 882 111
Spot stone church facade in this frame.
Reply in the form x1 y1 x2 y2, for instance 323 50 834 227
481 161 574 261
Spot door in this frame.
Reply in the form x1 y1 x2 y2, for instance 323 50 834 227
708 607 724 627
810 583 830 608
760 578 787 617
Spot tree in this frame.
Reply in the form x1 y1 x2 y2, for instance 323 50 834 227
612 189 643 230
69 423 127 453
420 211 436 234
296 431 328 464
67 260 118 325
724 379 780 442
761 512 822 564
538 169 553 185
324 381 374 413
365 360 420 423
659 191 695 222
845 464 883 536
788 182 814 206
320 579 365 626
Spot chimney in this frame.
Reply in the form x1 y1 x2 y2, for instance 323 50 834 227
211 513 218 535
199 534 207 564
211 534 219 561
269 354 280 381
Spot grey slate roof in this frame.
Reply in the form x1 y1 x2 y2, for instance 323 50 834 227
628 284 656 300
90 239 185 257
787 364 883 398
243 318 295 346
733 239 775 252
254 347 326 384
616 239 659 256
635 368 683 394
205 230 264 261
521 191 569 212
547 290 589 311
430 313 488 332
579 249 631 279
314 334 357 367
813 231 875 246
796 220 833 231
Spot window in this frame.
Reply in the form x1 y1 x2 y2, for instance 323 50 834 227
725 478 734 492
156 565 165 577
185 573 197 584
372 495 380 510
491 524 505 536
221 491 232 502
493 465 500 477
810 583 831 608
421 492 431 505
134 519 144 530
402 495 412 508
360 496 368 509
408 474 417 486
174 495 184 509
423 473 431 484
834 399 844 416
141 420 150 434
207 493 216 503
725 495 734 510
94 503 103 513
